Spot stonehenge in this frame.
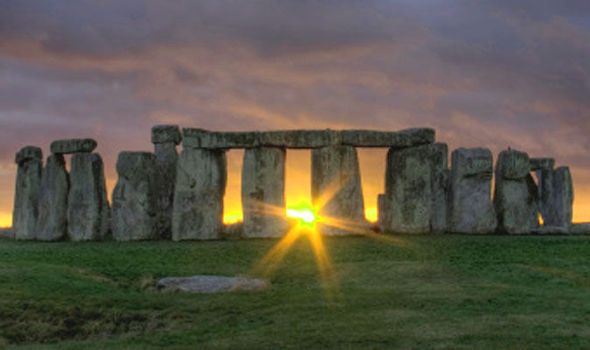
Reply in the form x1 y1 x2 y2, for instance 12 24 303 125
311 145 365 235
494 150 538 234
10 125 580 241
242 147 289 238
67 152 110 241
448 148 497 234
13 146 43 240
172 148 226 241
36 154 69 241
152 125 181 239
111 152 159 241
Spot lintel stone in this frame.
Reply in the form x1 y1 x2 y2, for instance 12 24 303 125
50 139 97 154
152 125 182 145
15 146 43 165
530 158 555 171
182 128 435 149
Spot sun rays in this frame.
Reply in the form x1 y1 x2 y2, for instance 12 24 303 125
248 177 408 298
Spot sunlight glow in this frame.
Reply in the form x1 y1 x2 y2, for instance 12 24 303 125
286 203 317 226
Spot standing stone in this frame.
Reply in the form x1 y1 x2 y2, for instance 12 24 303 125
152 125 182 239
311 145 365 236
13 146 42 240
242 147 289 238
430 144 449 233
381 143 447 233
546 167 573 227
449 148 497 234
111 152 159 241
532 158 555 223
172 148 226 240
67 153 110 241
494 149 537 234
36 154 69 241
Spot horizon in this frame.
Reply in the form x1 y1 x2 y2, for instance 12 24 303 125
1 1 589 226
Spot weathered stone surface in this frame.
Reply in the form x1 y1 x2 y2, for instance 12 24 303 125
377 194 389 229
157 275 270 293
67 153 110 241
50 139 97 154
448 148 497 234
0 227 13 239
312 145 365 235
340 128 435 148
111 152 159 241
494 149 537 234
430 144 449 233
151 124 182 145
172 148 226 240
36 155 68 241
545 167 573 227
182 128 435 149
15 146 43 165
242 147 289 238
153 143 178 239
570 223 590 235
13 148 42 240
530 158 555 171
381 144 447 233
532 226 570 235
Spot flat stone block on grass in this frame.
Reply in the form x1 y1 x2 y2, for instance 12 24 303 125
157 275 270 293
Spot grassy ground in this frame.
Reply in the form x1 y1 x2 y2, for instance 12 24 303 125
1 234 590 349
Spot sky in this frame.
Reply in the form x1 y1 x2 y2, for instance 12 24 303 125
1 0 589 226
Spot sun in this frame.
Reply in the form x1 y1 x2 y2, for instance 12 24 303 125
286 203 317 227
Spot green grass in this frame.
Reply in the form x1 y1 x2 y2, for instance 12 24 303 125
1 235 590 349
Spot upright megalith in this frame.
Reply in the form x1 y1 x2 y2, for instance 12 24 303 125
381 143 448 233
449 148 497 234
13 146 43 240
172 148 226 240
152 125 181 239
494 149 537 234
67 153 110 241
546 167 573 228
311 145 365 235
112 152 159 241
36 154 69 241
242 147 289 238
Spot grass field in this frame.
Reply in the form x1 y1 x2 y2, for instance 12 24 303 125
1 234 590 349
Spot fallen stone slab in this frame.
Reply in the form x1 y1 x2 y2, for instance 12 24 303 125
157 275 270 293
15 146 42 165
152 124 182 145
0 228 13 239
182 128 435 149
530 158 555 171
50 139 97 154
570 223 590 235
